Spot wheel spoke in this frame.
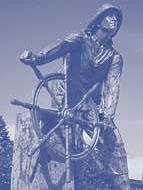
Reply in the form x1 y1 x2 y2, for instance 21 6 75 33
72 83 99 111
74 117 93 126
39 107 60 116
29 119 64 157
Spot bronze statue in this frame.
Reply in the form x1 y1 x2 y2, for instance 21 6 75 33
20 4 130 190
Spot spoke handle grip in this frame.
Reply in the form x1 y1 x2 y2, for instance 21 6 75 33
10 99 38 110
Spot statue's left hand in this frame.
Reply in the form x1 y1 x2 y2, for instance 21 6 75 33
101 118 116 130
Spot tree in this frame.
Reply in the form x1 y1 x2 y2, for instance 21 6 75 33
0 116 13 190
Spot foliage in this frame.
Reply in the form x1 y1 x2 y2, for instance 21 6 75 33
0 116 13 190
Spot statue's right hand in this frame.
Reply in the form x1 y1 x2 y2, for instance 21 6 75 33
20 50 36 65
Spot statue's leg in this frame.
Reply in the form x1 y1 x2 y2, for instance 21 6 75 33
112 174 130 190
104 127 130 190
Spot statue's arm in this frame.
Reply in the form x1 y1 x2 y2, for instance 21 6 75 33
100 53 123 120
20 33 83 66
34 41 72 65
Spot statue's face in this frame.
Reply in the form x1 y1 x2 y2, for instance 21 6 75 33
101 14 118 33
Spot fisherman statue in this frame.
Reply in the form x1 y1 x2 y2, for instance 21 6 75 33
20 4 130 190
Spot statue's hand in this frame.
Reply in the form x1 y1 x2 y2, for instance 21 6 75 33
100 118 116 131
20 50 36 65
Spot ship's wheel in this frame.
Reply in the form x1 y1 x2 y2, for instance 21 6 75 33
31 72 100 160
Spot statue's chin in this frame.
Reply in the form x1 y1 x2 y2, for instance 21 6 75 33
106 27 117 36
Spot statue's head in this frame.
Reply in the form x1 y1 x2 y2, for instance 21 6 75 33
87 4 123 37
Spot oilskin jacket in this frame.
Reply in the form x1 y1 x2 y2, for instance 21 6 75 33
35 31 123 120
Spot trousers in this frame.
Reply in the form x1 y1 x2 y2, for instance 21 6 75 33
73 127 130 190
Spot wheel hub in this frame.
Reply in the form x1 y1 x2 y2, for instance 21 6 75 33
62 108 75 123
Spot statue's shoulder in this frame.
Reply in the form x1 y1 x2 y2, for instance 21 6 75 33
64 30 86 44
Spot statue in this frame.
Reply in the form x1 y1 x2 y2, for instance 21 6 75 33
18 4 130 190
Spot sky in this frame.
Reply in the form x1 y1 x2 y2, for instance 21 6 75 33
0 0 143 158
128 157 143 180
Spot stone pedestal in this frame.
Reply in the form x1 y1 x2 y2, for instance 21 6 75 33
11 112 74 190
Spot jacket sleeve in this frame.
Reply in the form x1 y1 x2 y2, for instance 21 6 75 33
100 53 123 119
35 33 83 65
